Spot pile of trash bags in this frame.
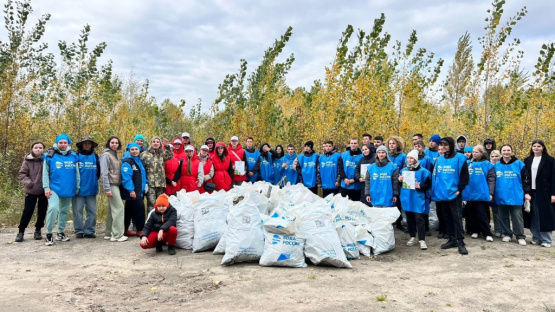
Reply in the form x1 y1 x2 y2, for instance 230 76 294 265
167 182 400 269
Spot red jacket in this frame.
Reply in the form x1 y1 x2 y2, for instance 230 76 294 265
213 142 233 191
179 156 200 192
228 142 246 182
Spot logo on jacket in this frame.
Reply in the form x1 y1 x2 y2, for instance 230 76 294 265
496 171 503 178
55 161 63 169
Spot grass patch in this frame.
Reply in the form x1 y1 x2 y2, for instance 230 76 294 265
504 264 515 268
308 274 316 280
376 294 387 302
509 277 514 281
481 245 487 250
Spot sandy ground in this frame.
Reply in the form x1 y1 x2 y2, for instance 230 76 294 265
1 224 555 312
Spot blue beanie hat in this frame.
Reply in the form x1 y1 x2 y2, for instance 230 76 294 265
55 133 72 145
464 146 473 153
429 134 441 145
128 143 140 151
133 134 146 143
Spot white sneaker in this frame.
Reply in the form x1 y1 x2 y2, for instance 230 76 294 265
518 239 527 246
471 233 478 239
486 236 493 242
419 240 427 250
110 235 128 242
104 236 111 240
502 236 511 242
541 243 552 248
407 237 417 246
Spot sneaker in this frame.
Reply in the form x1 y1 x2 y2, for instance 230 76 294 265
441 238 458 249
168 245 176 255
518 239 527 246
84 233 97 238
458 243 468 255
55 233 70 242
124 230 137 237
45 234 54 246
495 232 502 238
76 233 84 238
486 236 493 242
502 236 511 242
104 236 111 240
541 243 552 248
406 237 417 246
156 242 163 252
471 233 478 239
530 240 541 245
419 240 427 250
15 233 24 242
34 231 42 240
110 236 128 242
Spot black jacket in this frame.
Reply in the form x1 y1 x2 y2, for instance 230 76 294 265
354 153 375 181
523 154 555 231
140 206 177 238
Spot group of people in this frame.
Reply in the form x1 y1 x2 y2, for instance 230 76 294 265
15 131 555 256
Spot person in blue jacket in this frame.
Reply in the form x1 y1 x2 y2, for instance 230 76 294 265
464 146 473 163
355 143 375 206
399 150 432 250
425 134 441 163
272 145 285 185
463 145 495 242
432 137 469 255
387 136 408 231
317 141 341 197
339 138 363 201
296 141 319 194
120 143 148 237
365 145 399 207
43 133 80 246
244 137 260 182
72 136 100 239
495 144 531 246
413 139 433 235
253 142 274 183
282 145 298 185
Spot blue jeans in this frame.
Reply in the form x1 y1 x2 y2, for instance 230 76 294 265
498 205 525 240
72 195 97 235
530 193 553 244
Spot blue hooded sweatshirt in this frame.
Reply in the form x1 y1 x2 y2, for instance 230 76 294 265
121 143 148 198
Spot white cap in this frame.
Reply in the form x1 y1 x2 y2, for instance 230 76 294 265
184 145 194 151
407 150 419 162
230 136 239 141
173 138 183 145
181 132 190 138
200 145 209 150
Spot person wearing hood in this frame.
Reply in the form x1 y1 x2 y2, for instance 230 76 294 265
272 145 286 185
456 135 467 154
432 137 470 255
132 134 147 153
355 143 375 206
253 142 275 183
228 136 247 186
164 138 185 195
120 143 148 237
140 194 178 255
72 136 101 239
365 145 400 207
43 134 80 246
494 144 531 246
100 136 127 242
282 144 299 185
462 145 495 242
198 145 215 193
296 141 319 194
483 138 496 158
179 145 204 192
317 141 341 197
339 138 363 201
141 137 173 212
205 137 216 158
15 142 47 242
212 142 233 191
523 140 555 248
399 150 432 250
425 134 441 163
244 137 260 182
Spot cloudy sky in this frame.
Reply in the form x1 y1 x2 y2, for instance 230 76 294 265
8 0 555 111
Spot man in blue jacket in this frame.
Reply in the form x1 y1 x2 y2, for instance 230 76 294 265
317 141 341 197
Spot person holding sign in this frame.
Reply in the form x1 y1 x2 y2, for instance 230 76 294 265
365 146 399 207
399 150 432 250
355 143 375 206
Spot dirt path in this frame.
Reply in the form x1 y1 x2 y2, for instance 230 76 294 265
1 225 554 312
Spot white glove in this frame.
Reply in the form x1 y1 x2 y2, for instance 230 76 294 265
524 200 530 213
168 144 173 149
144 184 149 193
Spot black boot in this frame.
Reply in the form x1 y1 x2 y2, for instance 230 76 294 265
15 233 24 242
437 232 445 239
441 237 458 249
168 245 176 255
396 220 407 233
458 241 468 255
34 230 42 240
156 242 164 252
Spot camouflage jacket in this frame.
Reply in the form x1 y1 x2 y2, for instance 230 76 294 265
140 145 173 188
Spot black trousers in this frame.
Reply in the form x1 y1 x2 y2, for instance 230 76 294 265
436 201 446 234
438 196 465 241
341 188 361 201
322 188 339 198
307 186 318 195
124 198 145 233
360 189 371 207
465 201 493 237
18 193 48 234
406 211 426 241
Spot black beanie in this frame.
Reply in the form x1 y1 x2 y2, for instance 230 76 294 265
304 141 314 151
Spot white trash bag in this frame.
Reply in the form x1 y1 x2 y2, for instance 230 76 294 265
299 218 352 269
259 233 307 268
335 221 360 260
169 196 195 249
262 213 297 236
192 197 228 252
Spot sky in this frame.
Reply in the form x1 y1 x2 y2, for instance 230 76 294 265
5 0 555 111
